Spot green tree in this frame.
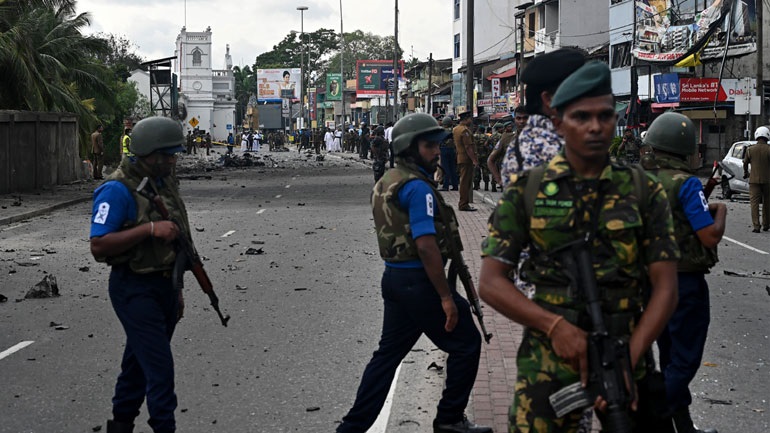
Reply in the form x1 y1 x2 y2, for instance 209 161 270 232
323 30 403 87
0 0 114 156
233 65 256 128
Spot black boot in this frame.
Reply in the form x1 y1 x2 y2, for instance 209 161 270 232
672 408 718 433
106 420 134 433
484 181 489 191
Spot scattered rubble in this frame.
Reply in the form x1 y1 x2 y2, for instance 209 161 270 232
25 275 59 299
244 247 264 255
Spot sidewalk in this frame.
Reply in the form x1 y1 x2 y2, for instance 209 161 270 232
0 182 94 227
439 188 519 433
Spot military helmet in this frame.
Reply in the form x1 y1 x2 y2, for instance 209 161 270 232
441 116 454 127
392 113 449 155
754 126 770 141
129 117 186 157
643 112 696 156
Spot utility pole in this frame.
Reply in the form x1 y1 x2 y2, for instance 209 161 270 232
297 6 308 130
756 0 764 131
428 52 434 116
465 0 474 115
340 0 345 130
393 0 399 122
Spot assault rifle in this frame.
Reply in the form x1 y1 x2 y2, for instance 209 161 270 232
548 235 633 432
436 203 492 344
137 177 230 327
703 161 733 199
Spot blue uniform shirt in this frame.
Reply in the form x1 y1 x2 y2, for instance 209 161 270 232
679 176 714 232
90 181 136 238
386 172 439 269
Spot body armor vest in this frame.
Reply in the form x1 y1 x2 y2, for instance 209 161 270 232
647 155 718 272
372 159 462 262
94 158 191 274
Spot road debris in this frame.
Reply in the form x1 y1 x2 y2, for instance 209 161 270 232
724 269 770 280
0 294 7 303
244 247 264 255
427 361 444 372
78 266 90 272
25 275 59 299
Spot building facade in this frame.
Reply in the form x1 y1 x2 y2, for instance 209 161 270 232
174 27 236 141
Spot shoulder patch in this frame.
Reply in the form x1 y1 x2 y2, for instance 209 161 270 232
94 202 110 224
426 193 434 217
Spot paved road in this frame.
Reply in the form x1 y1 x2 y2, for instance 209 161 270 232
1 149 769 432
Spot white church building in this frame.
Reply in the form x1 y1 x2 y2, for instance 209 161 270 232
173 26 236 141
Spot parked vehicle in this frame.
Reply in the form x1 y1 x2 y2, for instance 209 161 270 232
720 140 754 199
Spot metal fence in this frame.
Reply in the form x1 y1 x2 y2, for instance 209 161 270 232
0 110 81 194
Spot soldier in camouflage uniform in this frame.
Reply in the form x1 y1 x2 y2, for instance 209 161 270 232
478 62 680 433
370 126 389 182
337 113 491 433
473 127 494 191
642 113 725 433
500 49 586 188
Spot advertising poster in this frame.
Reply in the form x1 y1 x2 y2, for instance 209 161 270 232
326 73 342 101
308 89 317 121
257 68 301 101
632 0 756 64
356 60 405 95
680 77 754 102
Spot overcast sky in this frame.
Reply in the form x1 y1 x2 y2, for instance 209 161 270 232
77 0 453 70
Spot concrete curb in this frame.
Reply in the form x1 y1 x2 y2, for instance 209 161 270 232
0 196 91 227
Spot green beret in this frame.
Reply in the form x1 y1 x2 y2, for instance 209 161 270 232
520 48 585 88
458 111 472 120
493 123 504 130
550 61 613 110
503 121 513 127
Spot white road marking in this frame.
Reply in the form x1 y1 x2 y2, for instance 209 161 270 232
0 341 34 361
723 236 769 255
256 209 266 215
0 223 29 232
366 363 402 433
221 230 236 238
275 194 282 199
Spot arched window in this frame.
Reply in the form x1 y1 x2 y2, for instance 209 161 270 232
192 48 202 66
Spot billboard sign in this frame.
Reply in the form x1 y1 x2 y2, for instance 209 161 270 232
680 77 755 102
356 60 405 95
654 73 680 103
308 88 317 121
326 73 342 101
257 68 301 101
632 0 757 64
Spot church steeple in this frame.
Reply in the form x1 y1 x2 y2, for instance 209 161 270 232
225 44 232 70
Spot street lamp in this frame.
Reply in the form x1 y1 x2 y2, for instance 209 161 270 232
297 6 308 131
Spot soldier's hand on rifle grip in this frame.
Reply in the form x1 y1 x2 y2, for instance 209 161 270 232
150 220 180 243
592 368 639 412
548 318 588 384
441 295 458 332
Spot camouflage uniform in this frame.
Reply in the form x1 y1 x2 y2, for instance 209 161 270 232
473 131 493 190
482 153 679 433
501 114 563 188
370 135 389 182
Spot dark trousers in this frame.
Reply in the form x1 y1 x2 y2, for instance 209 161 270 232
109 266 179 433
388 142 395 168
440 147 458 190
92 153 103 179
657 272 710 412
337 267 481 433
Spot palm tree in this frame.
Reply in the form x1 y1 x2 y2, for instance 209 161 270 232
0 0 114 155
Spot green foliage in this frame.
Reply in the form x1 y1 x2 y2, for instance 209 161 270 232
0 0 115 158
609 135 624 157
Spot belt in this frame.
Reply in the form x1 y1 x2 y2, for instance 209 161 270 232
112 264 173 279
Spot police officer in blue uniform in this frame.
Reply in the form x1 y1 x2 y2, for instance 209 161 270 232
90 116 191 433
337 113 491 433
